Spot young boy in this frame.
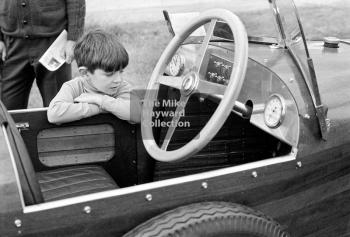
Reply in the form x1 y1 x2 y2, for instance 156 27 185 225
47 29 141 124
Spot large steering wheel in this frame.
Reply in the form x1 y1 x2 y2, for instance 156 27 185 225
142 9 248 162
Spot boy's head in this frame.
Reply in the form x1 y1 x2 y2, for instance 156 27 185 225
74 28 129 74
74 29 129 94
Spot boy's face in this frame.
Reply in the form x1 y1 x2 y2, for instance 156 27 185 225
87 69 123 95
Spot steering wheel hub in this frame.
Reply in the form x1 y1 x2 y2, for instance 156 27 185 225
181 71 199 95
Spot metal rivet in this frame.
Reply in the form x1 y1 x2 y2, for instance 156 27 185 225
263 59 268 63
296 161 302 168
201 182 208 189
145 194 152 201
252 171 258 178
289 78 294 83
84 206 91 214
14 219 22 228
304 114 310 119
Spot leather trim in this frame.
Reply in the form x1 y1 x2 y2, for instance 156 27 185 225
37 166 118 202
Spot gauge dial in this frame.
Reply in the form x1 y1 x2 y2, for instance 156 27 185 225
165 54 185 76
264 94 286 128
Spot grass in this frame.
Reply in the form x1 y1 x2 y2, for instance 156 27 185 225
28 5 350 108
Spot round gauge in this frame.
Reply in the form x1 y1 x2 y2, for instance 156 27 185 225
165 54 185 76
264 94 286 128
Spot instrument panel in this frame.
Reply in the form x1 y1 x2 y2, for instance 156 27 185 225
205 54 233 85
169 43 299 147
202 45 299 146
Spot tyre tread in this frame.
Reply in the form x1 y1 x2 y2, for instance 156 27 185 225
123 202 289 237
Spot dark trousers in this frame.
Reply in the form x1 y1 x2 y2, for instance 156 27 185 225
0 35 71 110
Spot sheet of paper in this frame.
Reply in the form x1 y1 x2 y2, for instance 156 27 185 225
169 12 206 36
39 30 67 71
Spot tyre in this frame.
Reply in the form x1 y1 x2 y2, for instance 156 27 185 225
123 202 289 237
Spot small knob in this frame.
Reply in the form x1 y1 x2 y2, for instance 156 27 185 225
324 37 340 48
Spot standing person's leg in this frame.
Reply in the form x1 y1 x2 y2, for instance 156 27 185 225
31 37 72 107
35 63 71 107
0 36 35 110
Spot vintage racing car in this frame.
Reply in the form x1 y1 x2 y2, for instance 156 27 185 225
1 0 350 236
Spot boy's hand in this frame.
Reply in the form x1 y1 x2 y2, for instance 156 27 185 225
74 93 104 107
0 41 7 61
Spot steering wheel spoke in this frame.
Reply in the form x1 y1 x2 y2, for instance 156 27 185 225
195 19 217 72
197 79 226 96
160 95 189 150
158 75 183 90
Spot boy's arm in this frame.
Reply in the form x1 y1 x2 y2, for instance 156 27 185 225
47 83 101 124
100 92 142 123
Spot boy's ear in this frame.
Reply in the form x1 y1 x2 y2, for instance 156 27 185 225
78 66 88 76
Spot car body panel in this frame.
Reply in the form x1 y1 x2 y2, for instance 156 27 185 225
2 136 350 236
309 42 350 116
246 41 350 155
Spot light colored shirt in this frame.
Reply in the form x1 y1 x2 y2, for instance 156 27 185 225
47 76 141 124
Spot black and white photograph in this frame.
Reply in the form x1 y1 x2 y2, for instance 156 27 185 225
0 0 350 236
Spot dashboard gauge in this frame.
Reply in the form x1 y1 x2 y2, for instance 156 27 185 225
264 94 286 128
165 53 185 76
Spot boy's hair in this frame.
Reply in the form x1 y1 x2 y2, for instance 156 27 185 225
74 29 129 73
